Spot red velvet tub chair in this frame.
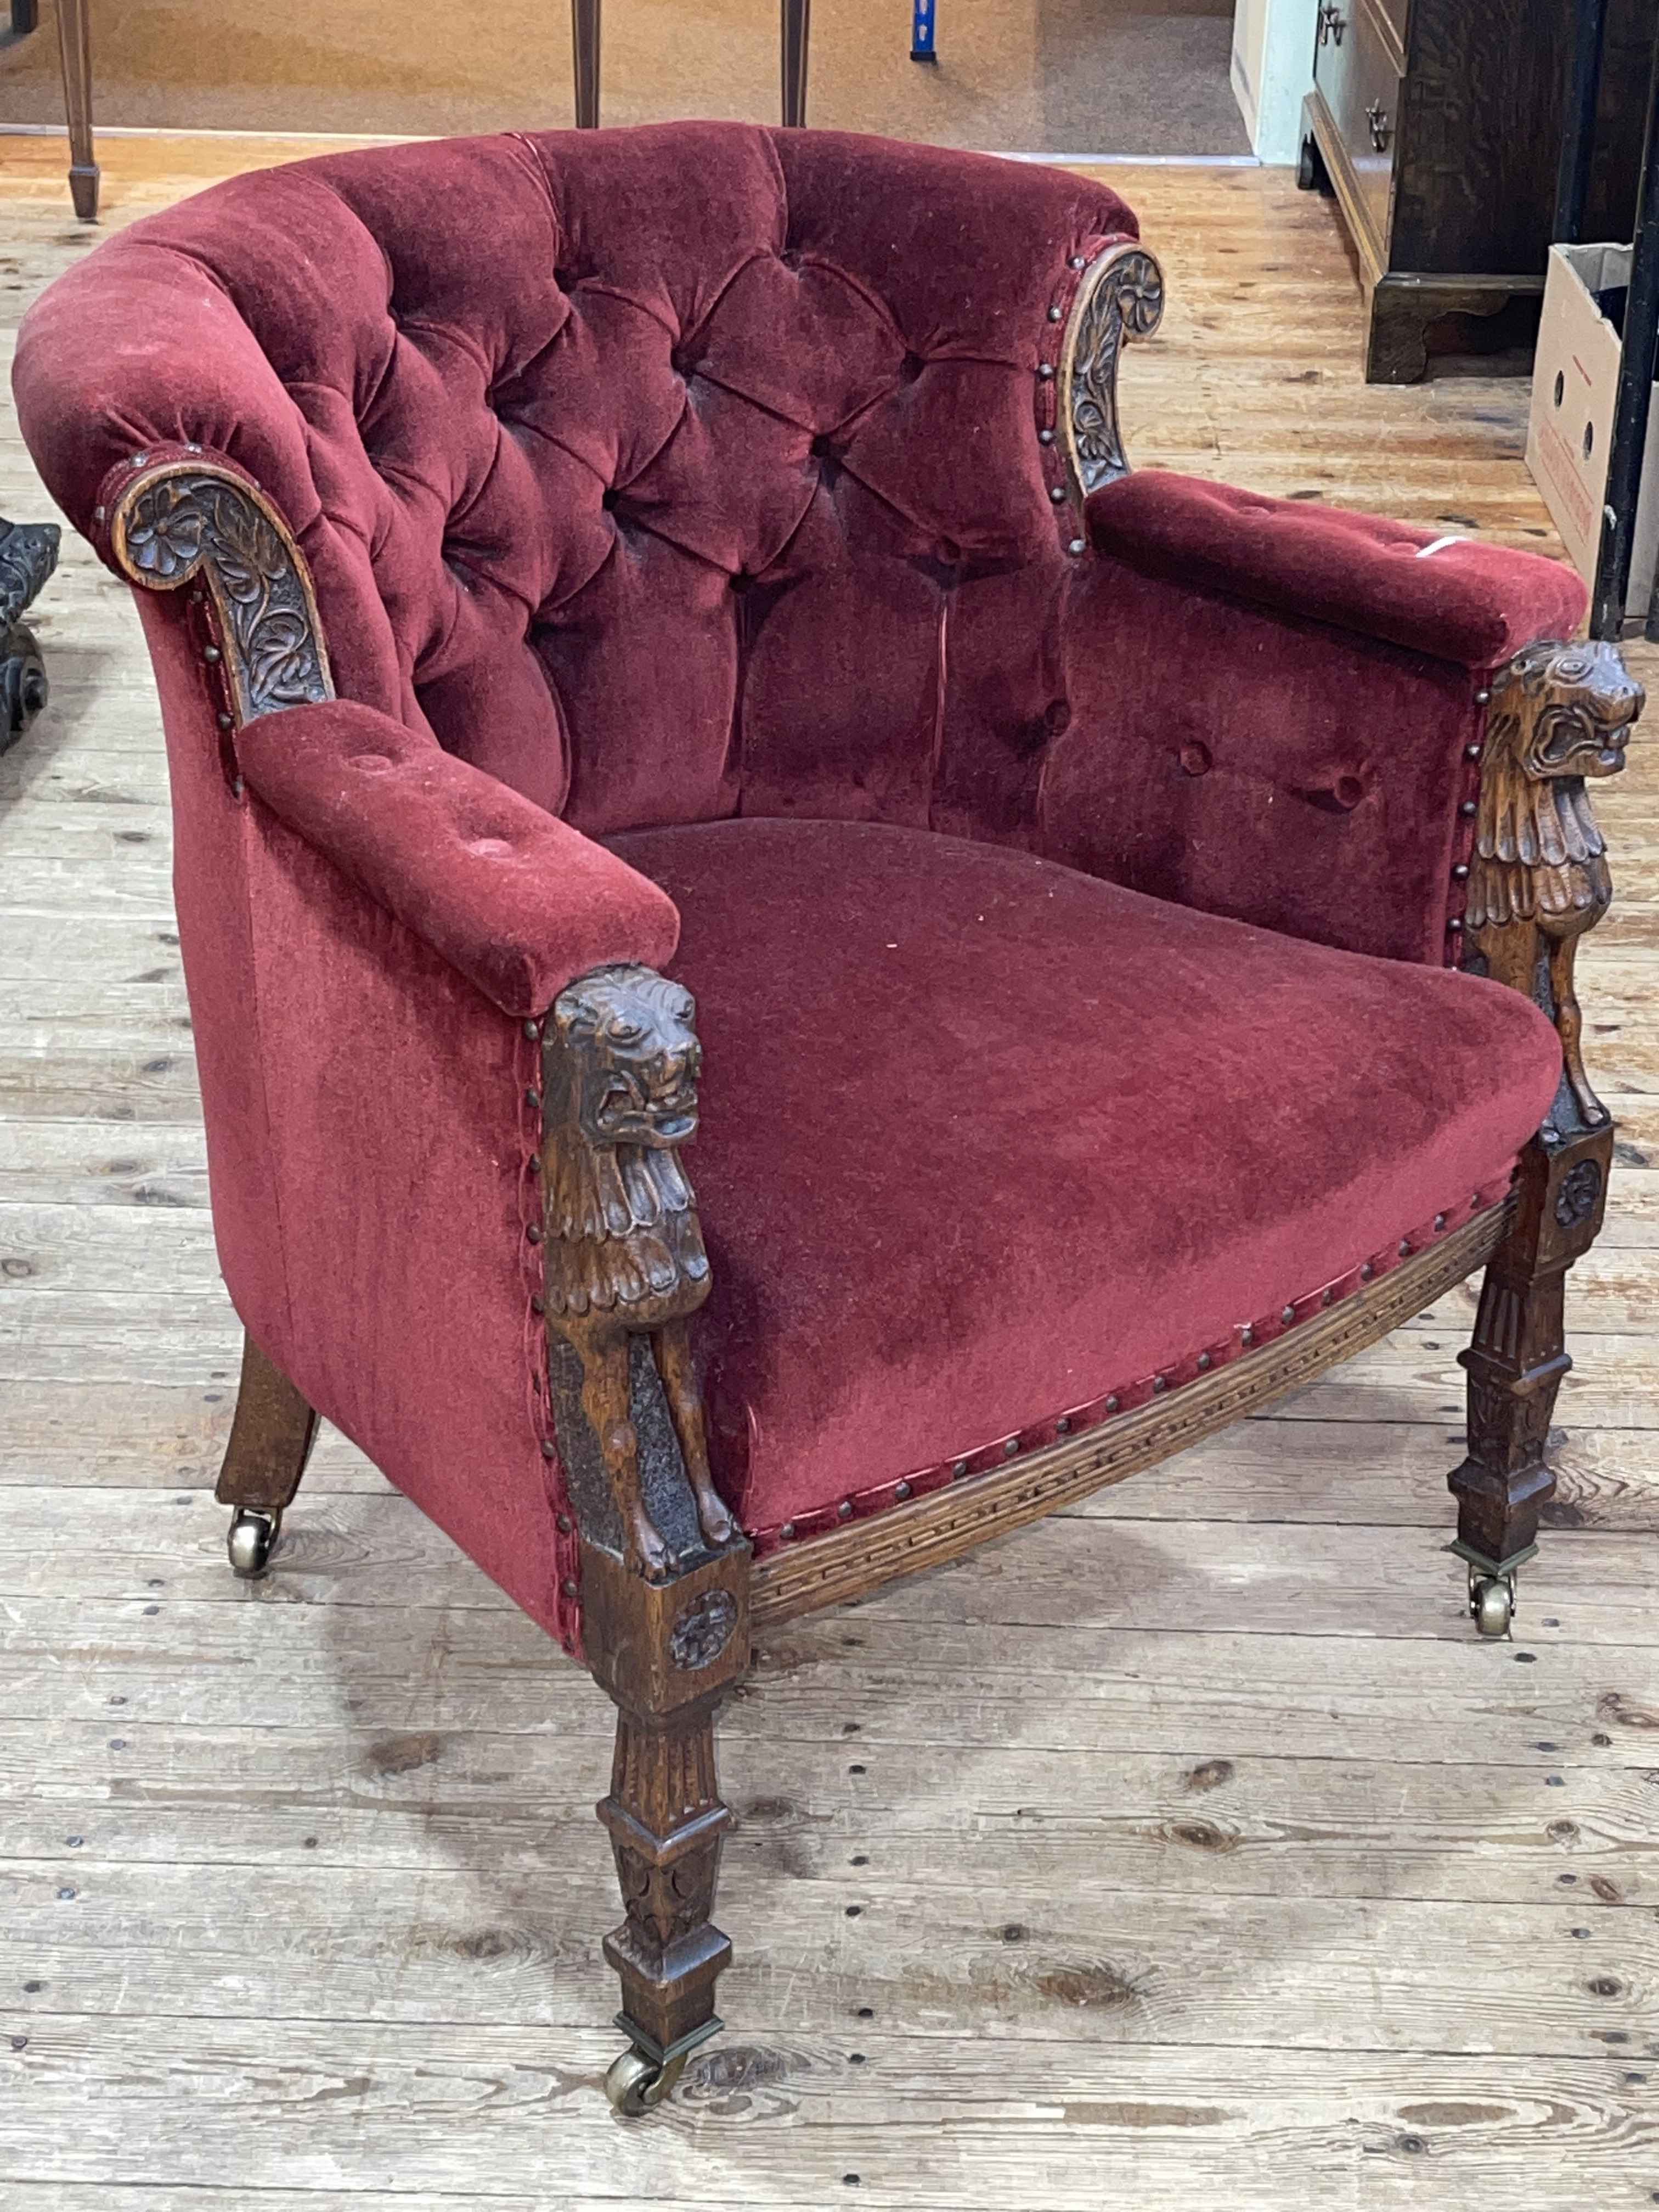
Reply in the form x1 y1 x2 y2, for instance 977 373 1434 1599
14 123 1642 2112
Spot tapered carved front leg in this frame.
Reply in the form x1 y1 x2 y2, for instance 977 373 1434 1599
601 1696 733 2086
583 1537 748 2113
215 1329 319 1579
538 964 751 2105
1454 637 1641 1634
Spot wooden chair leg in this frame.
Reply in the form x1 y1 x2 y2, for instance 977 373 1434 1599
1448 1128 1611 1637
215 1329 319 1579
572 0 600 128
598 1691 735 2112
54 0 98 221
781 0 810 126
578 1539 748 2113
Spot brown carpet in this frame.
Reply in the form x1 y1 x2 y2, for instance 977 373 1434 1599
0 0 1249 155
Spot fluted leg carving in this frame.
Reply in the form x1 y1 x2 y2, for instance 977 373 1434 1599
600 1699 733 2058
1448 1130 1610 1631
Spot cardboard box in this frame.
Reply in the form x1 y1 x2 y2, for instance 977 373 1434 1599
1526 240 1659 629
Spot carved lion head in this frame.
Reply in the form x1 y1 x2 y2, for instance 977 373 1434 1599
552 964 700 1149
1493 638 1644 781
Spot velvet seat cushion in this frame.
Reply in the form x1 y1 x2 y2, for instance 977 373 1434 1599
607 819 1562 1549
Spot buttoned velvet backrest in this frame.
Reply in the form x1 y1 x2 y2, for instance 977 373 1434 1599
18 125 1135 843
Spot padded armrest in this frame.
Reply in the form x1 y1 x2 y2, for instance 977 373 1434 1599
1085 473 1587 668
235 698 679 1016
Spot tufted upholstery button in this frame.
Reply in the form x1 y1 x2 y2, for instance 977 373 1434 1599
467 836 516 857
83 132 1169 897
1043 699 1071 736
1178 740 1211 777
351 752 394 773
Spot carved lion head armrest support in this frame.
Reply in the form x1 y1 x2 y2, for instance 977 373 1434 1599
539 961 744 1587
1465 636 1643 1142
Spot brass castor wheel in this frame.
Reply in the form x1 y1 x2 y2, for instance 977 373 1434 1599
604 2045 687 2115
1469 1570 1515 1639
227 1505 281 1579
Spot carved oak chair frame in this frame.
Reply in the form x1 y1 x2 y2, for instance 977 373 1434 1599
96 243 1639 2112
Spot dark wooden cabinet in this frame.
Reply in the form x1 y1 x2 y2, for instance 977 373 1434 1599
1300 0 1651 382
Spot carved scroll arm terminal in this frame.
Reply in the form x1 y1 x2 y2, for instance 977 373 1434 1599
1057 241 1165 504
103 450 333 722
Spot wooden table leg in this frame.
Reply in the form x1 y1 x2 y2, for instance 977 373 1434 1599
781 0 809 125
571 0 600 127
54 0 98 220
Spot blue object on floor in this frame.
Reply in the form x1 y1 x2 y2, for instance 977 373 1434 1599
910 0 936 63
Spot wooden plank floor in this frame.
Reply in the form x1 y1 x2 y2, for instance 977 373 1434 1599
2 132 1657 2208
